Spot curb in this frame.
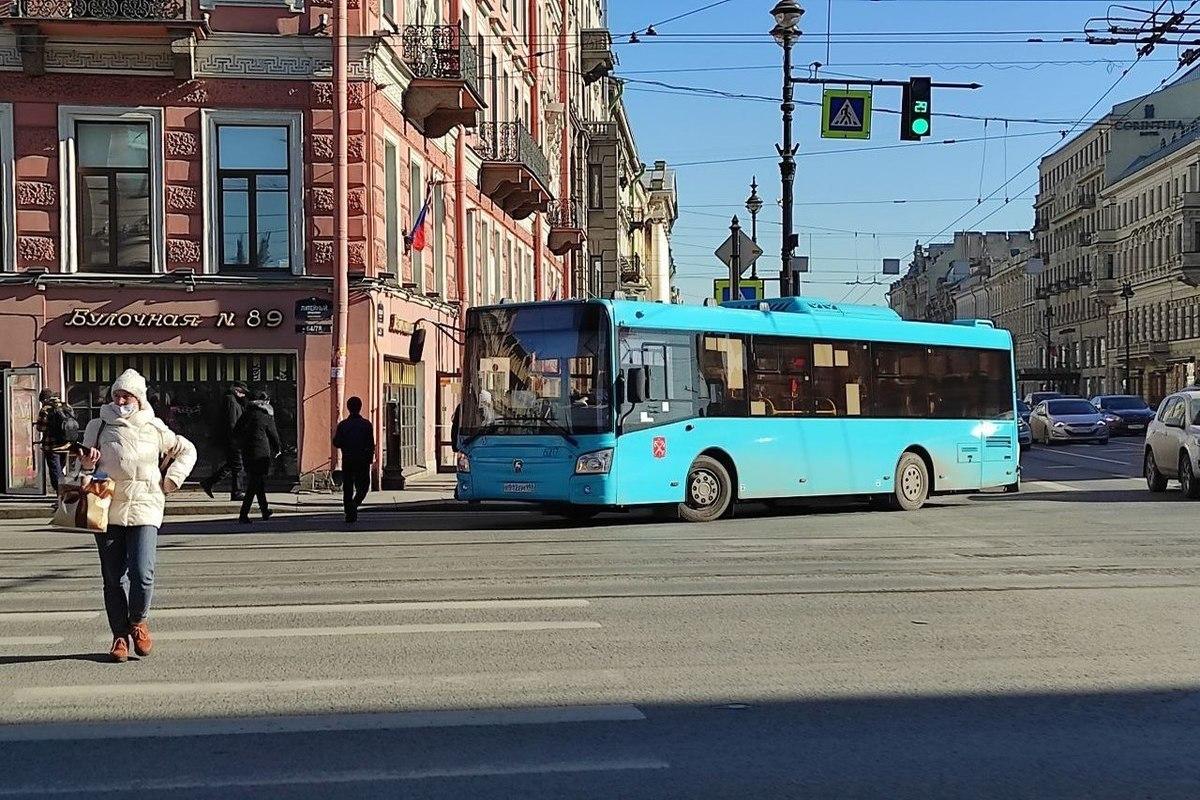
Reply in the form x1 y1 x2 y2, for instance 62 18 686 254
0 499 523 521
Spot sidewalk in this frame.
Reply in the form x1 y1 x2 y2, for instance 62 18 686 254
0 475 492 521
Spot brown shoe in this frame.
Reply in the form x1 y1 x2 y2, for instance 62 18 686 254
130 621 153 657
109 636 129 663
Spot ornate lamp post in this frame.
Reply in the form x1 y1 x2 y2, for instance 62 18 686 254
745 176 764 278
771 0 803 296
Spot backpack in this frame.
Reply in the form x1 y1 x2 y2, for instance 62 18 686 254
47 404 80 446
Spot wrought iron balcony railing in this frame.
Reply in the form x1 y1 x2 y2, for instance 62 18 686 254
9 0 188 19
477 121 552 193
548 197 581 229
620 254 644 284
401 24 481 100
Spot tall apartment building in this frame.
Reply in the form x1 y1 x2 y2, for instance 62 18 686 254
0 0 676 492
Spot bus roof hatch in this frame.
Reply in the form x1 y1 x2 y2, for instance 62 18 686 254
721 297 901 321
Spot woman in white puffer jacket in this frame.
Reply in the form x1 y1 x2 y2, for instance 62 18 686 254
80 369 196 662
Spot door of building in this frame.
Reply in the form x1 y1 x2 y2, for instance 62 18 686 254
436 373 461 472
383 359 422 488
2 368 42 494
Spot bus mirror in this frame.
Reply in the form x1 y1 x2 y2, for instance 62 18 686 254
409 328 427 362
627 367 647 404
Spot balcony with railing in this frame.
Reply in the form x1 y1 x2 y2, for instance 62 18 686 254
4 0 205 76
477 121 553 219
547 197 585 255
620 254 646 286
400 24 484 138
580 28 616 84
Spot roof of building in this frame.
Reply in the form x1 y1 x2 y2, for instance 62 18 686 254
1110 120 1200 185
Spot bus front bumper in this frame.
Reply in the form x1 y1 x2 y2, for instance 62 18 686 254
456 472 618 506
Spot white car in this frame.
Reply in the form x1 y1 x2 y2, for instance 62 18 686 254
1144 390 1200 498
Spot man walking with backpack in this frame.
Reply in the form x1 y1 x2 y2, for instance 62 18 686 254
36 389 78 494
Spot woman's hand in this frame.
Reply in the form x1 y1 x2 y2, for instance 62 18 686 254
79 447 101 469
162 478 179 495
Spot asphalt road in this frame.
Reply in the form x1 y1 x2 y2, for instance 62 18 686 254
2 433 1199 799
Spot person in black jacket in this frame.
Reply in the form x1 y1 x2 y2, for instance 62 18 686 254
232 390 281 524
200 383 247 501
333 396 375 524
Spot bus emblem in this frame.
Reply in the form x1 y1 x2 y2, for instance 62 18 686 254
652 437 666 459
513 459 523 473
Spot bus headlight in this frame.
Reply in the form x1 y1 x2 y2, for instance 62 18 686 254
575 449 613 474
456 453 471 473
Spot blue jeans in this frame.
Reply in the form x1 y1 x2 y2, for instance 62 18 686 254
44 450 62 493
95 525 158 637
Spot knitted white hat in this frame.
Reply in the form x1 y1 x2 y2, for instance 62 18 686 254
110 368 150 410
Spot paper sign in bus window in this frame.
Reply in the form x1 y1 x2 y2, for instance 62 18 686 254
846 383 862 416
834 349 849 367
814 343 834 368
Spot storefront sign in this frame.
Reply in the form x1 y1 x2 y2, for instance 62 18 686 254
389 315 415 335
64 309 283 329
296 297 334 323
1114 120 1185 131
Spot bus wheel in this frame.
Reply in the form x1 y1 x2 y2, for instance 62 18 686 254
679 455 733 523
889 452 929 511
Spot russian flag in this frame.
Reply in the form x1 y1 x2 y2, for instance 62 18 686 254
407 185 433 252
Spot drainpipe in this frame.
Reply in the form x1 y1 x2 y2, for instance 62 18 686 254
558 0 570 297
452 0 466 332
528 0 543 299
330 0 349 475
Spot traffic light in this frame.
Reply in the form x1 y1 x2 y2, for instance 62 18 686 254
900 77 932 141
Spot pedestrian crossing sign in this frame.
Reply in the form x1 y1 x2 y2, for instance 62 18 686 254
821 89 872 140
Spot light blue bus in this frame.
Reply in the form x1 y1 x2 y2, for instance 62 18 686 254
452 296 1018 522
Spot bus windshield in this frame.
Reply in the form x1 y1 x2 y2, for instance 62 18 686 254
461 304 613 437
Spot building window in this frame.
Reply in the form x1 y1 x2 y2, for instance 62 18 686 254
72 120 155 273
216 125 291 271
0 103 13 273
465 209 476 306
384 138 400 273
202 110 303 276
433 183 445 296
410 158 424 291
588 163 604 209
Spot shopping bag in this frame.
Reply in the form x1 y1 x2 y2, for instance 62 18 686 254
51 463 113 533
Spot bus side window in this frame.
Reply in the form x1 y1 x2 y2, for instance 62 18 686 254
699 335 747 417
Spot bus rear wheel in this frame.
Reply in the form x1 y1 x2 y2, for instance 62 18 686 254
889 452 930 511
678 455 733 523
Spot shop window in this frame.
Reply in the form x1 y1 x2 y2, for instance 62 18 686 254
216 125 291 271
202 110 302 276
60 109 164 274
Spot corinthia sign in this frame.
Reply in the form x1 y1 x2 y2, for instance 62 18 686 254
64 309 284 329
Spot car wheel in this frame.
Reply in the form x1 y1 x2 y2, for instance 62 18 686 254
677 455 733 523
1180 454 1200 499
1146 449 1168 493
888 452 929 511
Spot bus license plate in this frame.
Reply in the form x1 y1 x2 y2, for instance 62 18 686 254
503 482 536 494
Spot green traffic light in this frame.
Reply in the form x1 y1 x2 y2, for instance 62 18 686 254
911 118 930 136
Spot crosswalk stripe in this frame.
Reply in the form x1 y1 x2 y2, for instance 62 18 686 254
0 704 648 742
151 598 592 618
0 636 63 646
0 611 98 623
108 620 601 643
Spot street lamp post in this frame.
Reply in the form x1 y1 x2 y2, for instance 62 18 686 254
771 0 803 297
1120 281 1135 394
745 175 764 246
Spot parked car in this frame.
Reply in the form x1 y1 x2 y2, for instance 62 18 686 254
1089 394 1155 436
1018 416 1032 451
1144 390 1200 497
1029 398 1110 445
1016 399 1032 425
1024 391 1063 408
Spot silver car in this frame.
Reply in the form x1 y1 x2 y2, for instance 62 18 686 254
1144 390 1200 497
1029 398 1110 445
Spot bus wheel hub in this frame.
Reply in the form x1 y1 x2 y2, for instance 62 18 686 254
901 465 923 500
690 470 720 506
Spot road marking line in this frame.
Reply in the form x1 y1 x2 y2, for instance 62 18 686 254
0 611 98 623
0 635 63 646
1022 480 1082 493
0 704 648 742
151 598 591 619
107 620 601 643
0 759 670 795
1035 449 1132 466
14 670 629 703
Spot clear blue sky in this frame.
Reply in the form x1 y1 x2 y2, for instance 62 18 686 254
607 0 1184 305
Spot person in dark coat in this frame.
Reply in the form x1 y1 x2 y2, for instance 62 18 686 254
200 383 247 501
232 390 281 524
333 396 375 524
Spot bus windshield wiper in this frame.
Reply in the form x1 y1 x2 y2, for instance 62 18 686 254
462 415 577 448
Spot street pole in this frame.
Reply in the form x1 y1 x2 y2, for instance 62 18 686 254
1121 281 1134 394
778 30 796 297
730 216 742 301
745 177 763 279
330 0 349 478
